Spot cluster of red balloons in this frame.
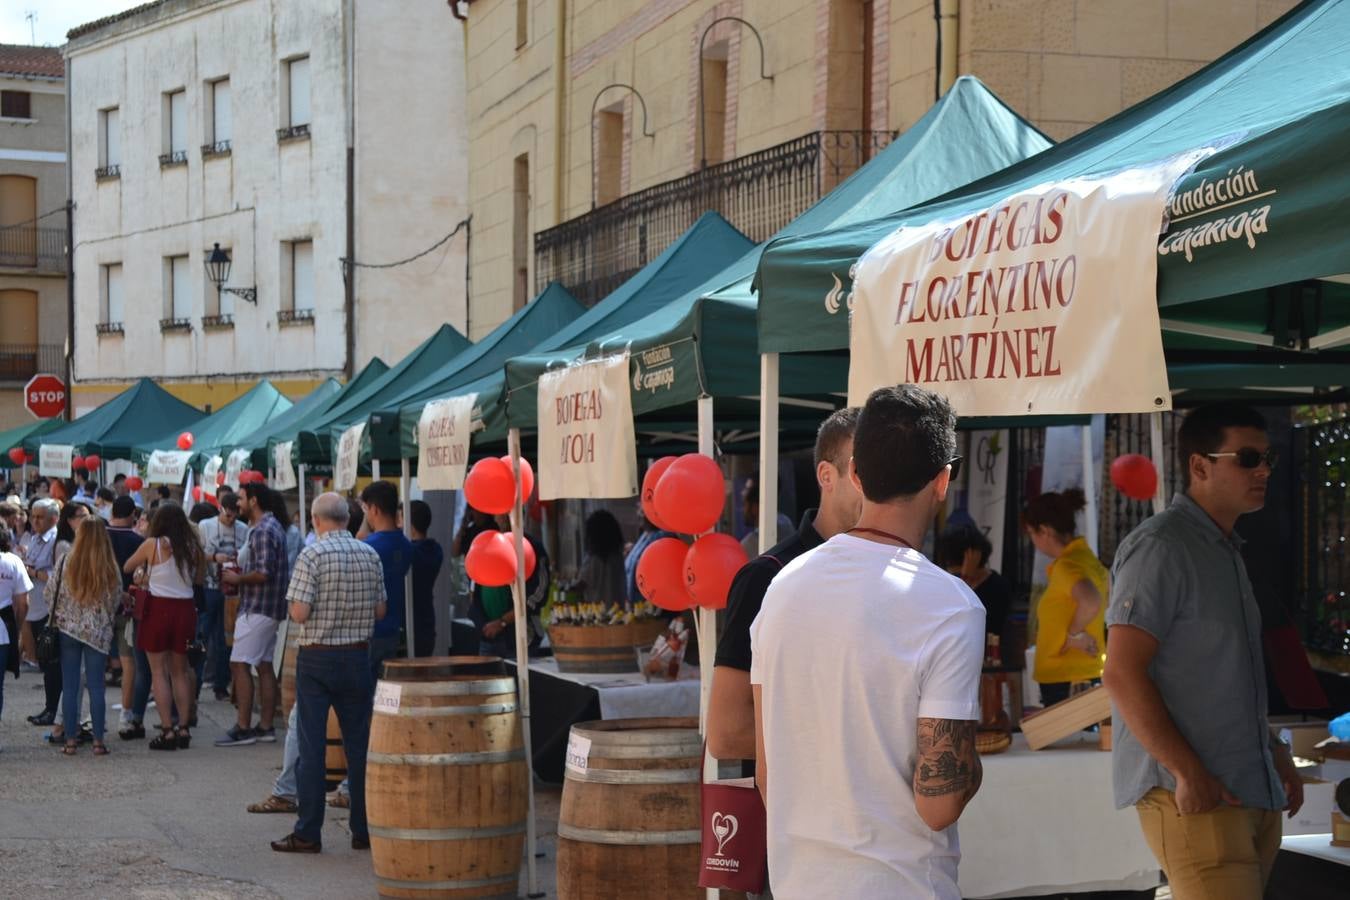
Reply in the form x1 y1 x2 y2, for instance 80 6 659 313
6 448 32 466
465 530 537 587
463 455 537 587
635 454 748 612
464 455 535 515
1110 454 1158 501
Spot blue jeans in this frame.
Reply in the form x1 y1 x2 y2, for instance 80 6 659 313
368 634 400 692
132 642 152 722
294 647 371 844
198 588 230 693
60 633 107 740
273 703 300 800
0 643 7 721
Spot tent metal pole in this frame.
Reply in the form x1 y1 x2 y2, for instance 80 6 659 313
298 464 308 541
1149 412 1166 515
759 354 780 555
1081 422 1098 554
507 427 541 898
371 458 380 482
401 457 415 658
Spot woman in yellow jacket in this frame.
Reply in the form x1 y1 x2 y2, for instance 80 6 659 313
1022 488 1108 707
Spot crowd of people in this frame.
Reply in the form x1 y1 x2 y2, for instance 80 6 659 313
706 389 1303 900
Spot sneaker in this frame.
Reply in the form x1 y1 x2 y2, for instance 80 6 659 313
20 659 39 672
253 727 277 743
214 725 257 747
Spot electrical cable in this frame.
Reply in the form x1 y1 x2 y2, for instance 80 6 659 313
0 203 69 229
342 216 470 270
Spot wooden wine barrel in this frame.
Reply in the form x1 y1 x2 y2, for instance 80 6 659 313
325 708 346 791
548 618 670 673
367 658 526 899
223 595 240 646
557 717 704 900
278 631 300 715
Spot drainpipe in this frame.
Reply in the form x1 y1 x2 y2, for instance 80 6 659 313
933 0 959 101
344 0 357 379
64 65 74 420
553 0 567 226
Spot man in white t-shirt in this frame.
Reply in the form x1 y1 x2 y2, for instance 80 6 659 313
750 384 986 900
0 523 35 736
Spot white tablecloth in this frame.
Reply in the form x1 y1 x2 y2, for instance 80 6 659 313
1280 833 1350 866
520 657 702 721
959 733 1162 898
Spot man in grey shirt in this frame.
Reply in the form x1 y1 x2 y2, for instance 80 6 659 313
1104 403 1303 900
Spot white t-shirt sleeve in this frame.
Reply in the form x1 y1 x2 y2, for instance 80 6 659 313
748 584 776 688
916 605 985 721
16 557 33 594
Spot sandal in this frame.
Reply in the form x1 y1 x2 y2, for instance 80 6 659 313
248 794 298 814
148 728 178 751
92 741 110 756
119 721 146 740
62 740 78 756
176 727 191 750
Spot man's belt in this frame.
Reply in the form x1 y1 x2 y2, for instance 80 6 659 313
300 641 369 651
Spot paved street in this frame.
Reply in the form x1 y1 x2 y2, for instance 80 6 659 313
0 672 560 899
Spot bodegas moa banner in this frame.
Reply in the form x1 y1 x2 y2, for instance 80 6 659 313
536 353 638 501
417 394 476 491
847 156 1203 415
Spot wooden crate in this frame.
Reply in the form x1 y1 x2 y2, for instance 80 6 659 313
1019 684 1112 750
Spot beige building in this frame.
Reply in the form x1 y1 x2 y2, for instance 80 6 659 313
0 45 68 430
463 0 1299 337
64 0 468 415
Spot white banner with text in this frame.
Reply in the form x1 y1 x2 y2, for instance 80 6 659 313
225 448 251 491
536 354 638 501
202 455 223 497
848 156 1204 415
38 444 72 479
146 450 193 485
418 394 476 491
272 441 297 491
334 423 365 492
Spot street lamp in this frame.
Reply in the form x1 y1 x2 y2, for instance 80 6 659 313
204 242 257 304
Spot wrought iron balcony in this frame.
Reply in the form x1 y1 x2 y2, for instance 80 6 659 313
159 317 193 332
0 226 67 273
96 322 124 336
202 140 232 159
277 123 310 143
534 129 896 305
202 314 234 329
277 308 314 325
95 164 120 180
159 149 188 168
0 344 64 381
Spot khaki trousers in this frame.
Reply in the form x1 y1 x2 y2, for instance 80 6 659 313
1134 787 1281 900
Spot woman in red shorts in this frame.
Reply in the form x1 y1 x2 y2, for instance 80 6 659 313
124 504 205 750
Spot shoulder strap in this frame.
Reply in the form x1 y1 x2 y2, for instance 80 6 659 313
761 554 784 570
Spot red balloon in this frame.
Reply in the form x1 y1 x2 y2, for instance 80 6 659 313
216 471 226 486
464 529 531 587
636 536 696 611
72 455 86 471
192 486 203 501
7 448 24 466
500 455 535 504
83 454 101 471
177 432 194 450
241 470 265 485
683 533 749 610
498 530 537 580
126 476 144 491
1110 454 1158 502
641 456 678 531
464 457 515 515
652 454 725 535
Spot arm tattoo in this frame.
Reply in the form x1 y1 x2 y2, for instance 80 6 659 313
915 718 982 801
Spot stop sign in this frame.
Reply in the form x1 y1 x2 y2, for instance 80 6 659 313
25 374 66 419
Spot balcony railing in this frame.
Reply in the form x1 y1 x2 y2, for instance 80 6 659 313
0 344 64 381
277 123 310 143
534 130 896 305
159 149 188 168
0 226 67 273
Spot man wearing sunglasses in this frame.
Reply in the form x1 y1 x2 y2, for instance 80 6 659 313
1104 403 1301 900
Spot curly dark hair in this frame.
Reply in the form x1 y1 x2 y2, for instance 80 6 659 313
853 385 957 502
148 502 205 582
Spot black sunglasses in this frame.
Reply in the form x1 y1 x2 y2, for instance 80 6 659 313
1205 448 1278 470
944 456 963 481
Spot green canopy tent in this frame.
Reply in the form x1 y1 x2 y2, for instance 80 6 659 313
0 417 64 457
23 378 202 461
356 283 584 463
397 211 756 458
751 0 1350 529
132 379 294 471
237 377 346 471
282 324 471 468
247 359 390 471
499 76 1053 443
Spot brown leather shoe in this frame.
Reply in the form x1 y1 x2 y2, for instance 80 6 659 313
271 833 321 854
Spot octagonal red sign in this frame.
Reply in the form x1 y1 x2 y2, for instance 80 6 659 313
25 374 66 419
